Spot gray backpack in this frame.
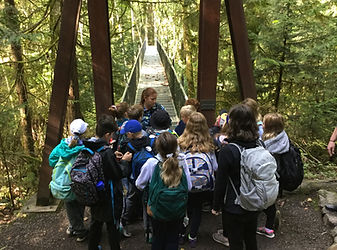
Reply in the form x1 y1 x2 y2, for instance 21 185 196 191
228 143 279 211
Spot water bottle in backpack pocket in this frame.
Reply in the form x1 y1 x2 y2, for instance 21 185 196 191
70 146 107 206
185 152 214 192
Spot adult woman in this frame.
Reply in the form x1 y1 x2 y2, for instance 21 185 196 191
212 104 260 250
140 87 165 130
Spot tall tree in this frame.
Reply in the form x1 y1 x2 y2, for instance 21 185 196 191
4 0 35 156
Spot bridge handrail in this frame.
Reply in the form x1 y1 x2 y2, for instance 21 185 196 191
121 40 147 104
156 40 188 116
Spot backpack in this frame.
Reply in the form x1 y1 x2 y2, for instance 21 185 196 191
49 156 76 201
275 141 304 192
70 146 107 206
127 138 155 180
185 152 214 192
148 162 188 221
229 143 279 211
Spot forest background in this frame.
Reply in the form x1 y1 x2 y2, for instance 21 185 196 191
0 0 336 212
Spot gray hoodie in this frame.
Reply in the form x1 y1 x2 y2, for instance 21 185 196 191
264 130 290 154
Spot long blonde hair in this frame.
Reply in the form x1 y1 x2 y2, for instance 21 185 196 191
178 112 214 153
156 132 182 188
262 113 284 141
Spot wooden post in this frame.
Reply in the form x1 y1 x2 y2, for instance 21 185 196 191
225 0 257 100
197 0 221 127
36 0 82 206
88 0 114 118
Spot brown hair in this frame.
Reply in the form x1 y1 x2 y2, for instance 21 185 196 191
178 112 214 153
262 113 285 140
155 132 182 188
241 98 260 121
140 87 157 106
185 98 200 111
127 104 144 121
225 104 259 141
108 102 129 119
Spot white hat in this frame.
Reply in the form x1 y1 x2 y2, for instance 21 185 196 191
70 119 88 135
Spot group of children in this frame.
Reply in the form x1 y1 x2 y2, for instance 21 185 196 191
50 86 293 250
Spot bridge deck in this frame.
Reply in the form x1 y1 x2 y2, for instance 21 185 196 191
135 45 179 126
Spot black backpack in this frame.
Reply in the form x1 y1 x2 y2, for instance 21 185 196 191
70 146 107 206
275 141 304 192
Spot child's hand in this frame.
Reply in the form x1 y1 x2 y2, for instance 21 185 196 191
211 209 220 216
122 152 132 162
115 151 123 161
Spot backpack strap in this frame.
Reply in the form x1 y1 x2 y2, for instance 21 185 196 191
228 143 243 154
82 147 94 155
228 176 240 202
127 142 136 152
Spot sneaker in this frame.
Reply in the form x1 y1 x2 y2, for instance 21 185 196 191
145 232 152 244
120 225 132 238
66 227 73 236
178 234 186 245
217 229 223 235
188 234 197 248
75 230 88 242
256 227 275 239
274 210 281 230
212 232 229 247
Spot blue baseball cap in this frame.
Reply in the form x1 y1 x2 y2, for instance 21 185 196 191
120 120 142 134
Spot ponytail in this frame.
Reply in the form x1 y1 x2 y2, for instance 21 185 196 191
160 153 182 188
68 134 80 148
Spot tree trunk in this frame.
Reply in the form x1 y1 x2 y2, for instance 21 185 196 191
5 0 35 157
183 15 195 98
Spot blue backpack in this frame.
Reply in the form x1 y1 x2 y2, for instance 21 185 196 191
50 156 76 201
127 138 155 181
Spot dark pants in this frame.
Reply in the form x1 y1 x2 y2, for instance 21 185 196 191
263 203 276 229
222 210 259 250
121 181 142 225
65 199 86 235
88 220 120 250
152 218 183 250
184 191 209 238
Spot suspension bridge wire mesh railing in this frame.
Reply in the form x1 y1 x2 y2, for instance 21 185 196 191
121 40 147 104
156 40 188 116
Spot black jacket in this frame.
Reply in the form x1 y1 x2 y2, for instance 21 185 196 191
83 138 130 222
213 139 258 215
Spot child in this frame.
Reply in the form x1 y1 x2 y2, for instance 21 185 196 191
177 112 218 247
49 119 89 242
174 105 196 136
147 109 178 139
257 113 289 238
212 104 261 250
83 114 132 250
136 132 192 249
140 87 165 130
119 120 154 238
109 102 129 128
242 98 263 139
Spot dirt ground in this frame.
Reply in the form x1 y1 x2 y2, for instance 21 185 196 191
0 188 333 250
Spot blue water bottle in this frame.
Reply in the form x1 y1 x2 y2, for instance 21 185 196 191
96 180 105 191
